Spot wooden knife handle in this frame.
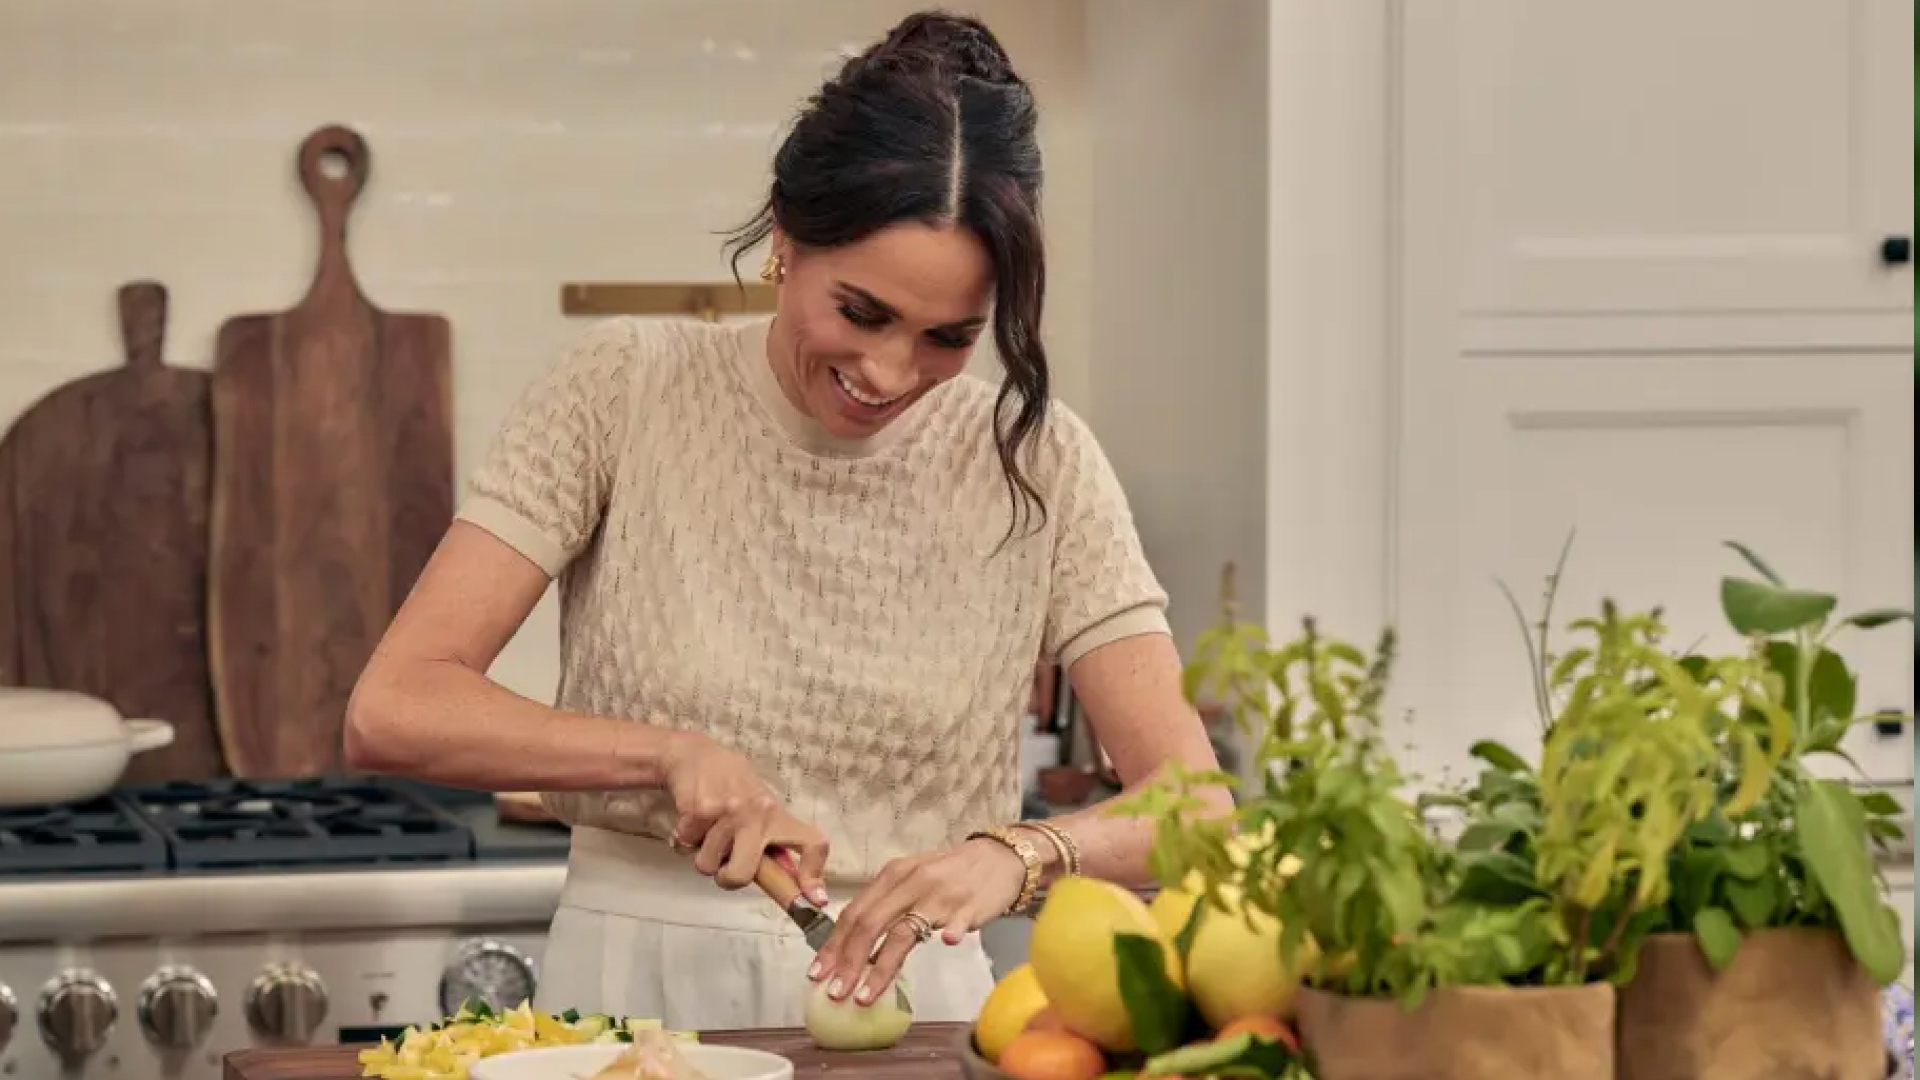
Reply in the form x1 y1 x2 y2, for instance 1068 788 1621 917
667 836 813 911
754 847 810 910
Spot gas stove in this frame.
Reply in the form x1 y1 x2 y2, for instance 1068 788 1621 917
0 777 569 1080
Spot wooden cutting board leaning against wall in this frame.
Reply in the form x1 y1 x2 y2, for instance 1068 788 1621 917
0 282 225 781
209 125 454 779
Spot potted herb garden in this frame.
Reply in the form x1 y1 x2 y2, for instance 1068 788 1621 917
1152 597 1746 1080
961 545 1910 1079
1612 544 1911 1080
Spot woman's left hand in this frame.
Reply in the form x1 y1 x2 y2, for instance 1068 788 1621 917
809 838 1026 1005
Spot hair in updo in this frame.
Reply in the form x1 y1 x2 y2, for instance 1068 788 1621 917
723 10 1050 540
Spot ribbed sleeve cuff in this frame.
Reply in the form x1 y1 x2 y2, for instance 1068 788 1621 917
456 497 571 578
1057 603 1172 670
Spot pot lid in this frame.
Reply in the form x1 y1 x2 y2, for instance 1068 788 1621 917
0 688 130 752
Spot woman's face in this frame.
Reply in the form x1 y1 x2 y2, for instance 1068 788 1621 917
767 221 992 439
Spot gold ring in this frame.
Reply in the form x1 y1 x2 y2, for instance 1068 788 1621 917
897 911 937 944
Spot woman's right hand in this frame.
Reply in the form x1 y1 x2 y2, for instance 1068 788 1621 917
661 730 831 905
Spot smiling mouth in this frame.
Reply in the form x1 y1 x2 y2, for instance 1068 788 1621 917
832 368 904 410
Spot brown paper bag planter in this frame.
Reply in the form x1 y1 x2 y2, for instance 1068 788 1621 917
1617 929 1884 1080
1296 982 1615 1080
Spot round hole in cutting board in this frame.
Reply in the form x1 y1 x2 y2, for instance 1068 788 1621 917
318 150 350 180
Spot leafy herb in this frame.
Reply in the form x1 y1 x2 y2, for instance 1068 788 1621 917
1113 932 1190 1055
1183 562 1283 740
1720 578 1837 635
1651 543 1912 983
1692 907 1742 969
1798 780 1906 983
1122 613 1487 1008
1143 1032 1299 1077
1527 600 1761 983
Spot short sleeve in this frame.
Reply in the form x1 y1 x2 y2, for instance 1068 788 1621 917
1041 408 1172 668
456 319 636 576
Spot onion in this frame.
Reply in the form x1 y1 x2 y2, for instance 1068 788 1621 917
802 976 913 1051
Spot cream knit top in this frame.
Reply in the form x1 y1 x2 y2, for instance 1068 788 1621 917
457 317 1169 881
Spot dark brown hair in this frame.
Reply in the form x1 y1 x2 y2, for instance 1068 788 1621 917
723 10 1049 538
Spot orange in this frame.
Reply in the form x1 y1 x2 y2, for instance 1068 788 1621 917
1215 1014 1298 1049
995 1030 1108 1080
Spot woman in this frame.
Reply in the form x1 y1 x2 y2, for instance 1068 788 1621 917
346 10 1226 1029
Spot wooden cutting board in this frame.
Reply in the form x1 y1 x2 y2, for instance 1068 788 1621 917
222 1024 970 1080
0 281 224 781
209 125 453 779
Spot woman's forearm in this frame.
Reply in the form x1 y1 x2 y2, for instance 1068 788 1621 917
1022 632 1234 890
343 655 688 792
1026 783 1234 890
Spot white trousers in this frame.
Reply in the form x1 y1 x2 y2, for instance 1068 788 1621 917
534 827 997 1030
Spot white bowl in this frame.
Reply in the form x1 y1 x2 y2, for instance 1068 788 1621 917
469 1043 793 1080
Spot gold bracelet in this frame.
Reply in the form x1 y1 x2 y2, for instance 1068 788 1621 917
967 827 1044 915
1015 820 1081 878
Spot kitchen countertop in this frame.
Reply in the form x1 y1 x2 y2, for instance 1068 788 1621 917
223 1024 971 1080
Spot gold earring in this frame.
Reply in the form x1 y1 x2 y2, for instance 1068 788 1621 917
759 251 785 284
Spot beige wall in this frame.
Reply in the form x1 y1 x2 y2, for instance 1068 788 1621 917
0 0 1092 700
1085 1 1268 651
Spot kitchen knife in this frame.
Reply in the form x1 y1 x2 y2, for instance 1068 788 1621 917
755 847 912 1010
754 847 835 952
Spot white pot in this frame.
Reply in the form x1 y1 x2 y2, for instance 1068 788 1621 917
0 688 175 807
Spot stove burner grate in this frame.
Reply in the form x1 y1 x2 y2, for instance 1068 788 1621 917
0 796 169 876
121 777 475 870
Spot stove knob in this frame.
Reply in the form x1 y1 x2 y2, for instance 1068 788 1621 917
246 964 328 1043
37 970 118 1059
439 939 537 1015
0 980 16 1051
138 966 219 1050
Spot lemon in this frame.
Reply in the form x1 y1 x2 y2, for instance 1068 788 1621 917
1028 877 1183 1052
1184 884 1314 1028
1147 873 1204 943
974 963 1051 1063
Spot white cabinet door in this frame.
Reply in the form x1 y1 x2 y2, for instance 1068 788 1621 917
1412 0 1912 326
1386 2 1917 783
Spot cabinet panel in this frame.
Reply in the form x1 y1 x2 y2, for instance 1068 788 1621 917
1390 350 1914 784
1408 0 1913 319
1391 0 1917 787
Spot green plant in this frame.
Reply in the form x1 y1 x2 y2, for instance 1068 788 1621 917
1652 542 1912 984
1182 561 1281 738
1127 613 1556 1010
1113 534 1912 1070
1421 533 1795 986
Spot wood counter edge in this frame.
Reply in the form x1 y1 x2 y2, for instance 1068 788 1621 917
223 1021 973 1080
